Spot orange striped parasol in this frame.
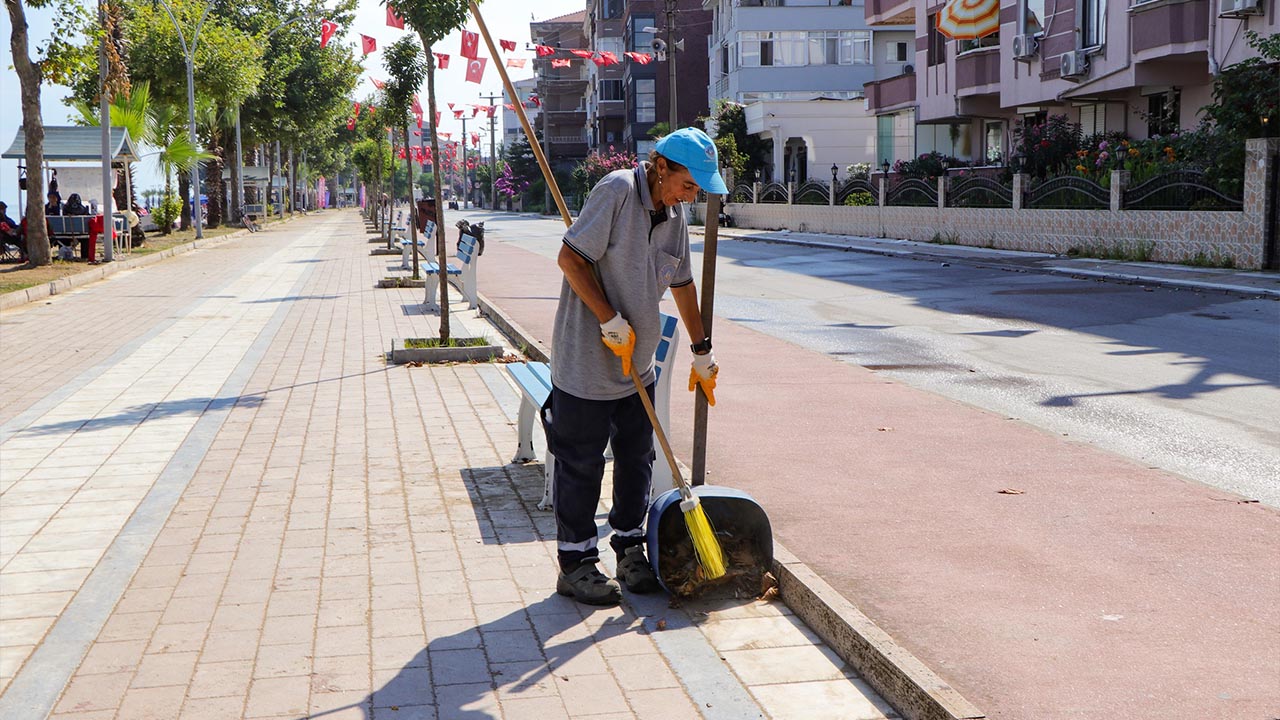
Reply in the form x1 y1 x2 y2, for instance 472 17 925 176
936 0 1000 40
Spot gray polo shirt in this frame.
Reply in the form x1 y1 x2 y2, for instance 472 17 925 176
552 164 693 401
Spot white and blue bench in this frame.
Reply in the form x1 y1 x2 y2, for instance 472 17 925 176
508 313 680 510
398 220 435 270
422 232 480 310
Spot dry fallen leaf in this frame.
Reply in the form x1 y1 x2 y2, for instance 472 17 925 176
655 619 668 631
759 571 778 600
877 427 893 432
997 488 1025 495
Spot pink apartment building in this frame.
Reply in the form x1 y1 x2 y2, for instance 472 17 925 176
864 0 1278 167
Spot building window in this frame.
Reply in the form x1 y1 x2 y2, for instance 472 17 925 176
1080 0 1105 48
1078 103 1105 136
602 0 622 20
1146 90 1180 136
984 121 1003 164
877 115 896 168
810 31 840 65
774 31 807 65
631 16 654 52
1025 0 1046 34
598 36 623 57
719 45 730 75
959 30 999 52
635 78 656 122
926 14 946 66
600 79 624 101
636 139 656 158
887 41 909 63
839 31 872 64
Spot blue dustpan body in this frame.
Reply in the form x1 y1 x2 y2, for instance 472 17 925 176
646 485 773 596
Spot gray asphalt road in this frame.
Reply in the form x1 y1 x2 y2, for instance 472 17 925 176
460 210 1280 506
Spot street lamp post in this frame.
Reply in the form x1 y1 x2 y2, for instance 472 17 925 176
151 0 213 239
665 0 677 128
99 0 113 261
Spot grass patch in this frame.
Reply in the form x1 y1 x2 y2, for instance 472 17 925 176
1179 250 1236 269
929 231 961 245
404 336 492 349
1065 239 1156 262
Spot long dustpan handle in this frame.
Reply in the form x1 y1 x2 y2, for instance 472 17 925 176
691 193 721 485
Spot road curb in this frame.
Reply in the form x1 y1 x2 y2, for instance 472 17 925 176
0 216 302 312
476 290 986 720
694 229 1280 300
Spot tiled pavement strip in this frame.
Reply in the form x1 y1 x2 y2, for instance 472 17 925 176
0 211 897 719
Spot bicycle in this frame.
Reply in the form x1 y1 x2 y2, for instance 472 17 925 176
240 206 260 233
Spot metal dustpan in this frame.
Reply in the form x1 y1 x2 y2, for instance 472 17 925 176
647 485 773 598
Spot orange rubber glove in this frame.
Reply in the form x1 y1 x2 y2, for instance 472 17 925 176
600 313 636 377
689 351 718 406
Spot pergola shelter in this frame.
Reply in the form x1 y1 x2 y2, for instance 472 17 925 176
3 126 141 219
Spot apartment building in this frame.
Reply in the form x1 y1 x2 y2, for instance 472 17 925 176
864 0 1278 167
703 0 912 182
502 78 541 145
583 0 629 152
531 10 591 173
622 0 714 157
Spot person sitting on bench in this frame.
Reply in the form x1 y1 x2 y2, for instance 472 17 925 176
0 201 26 261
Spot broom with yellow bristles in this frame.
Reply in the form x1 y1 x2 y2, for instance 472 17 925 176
469 2 726 580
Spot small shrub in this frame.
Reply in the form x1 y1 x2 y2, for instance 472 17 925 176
843 191 875 207
153 192 182 235
845 162 872 179
1065 239 1156 262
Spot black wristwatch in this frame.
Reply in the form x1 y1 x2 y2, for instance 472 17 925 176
690 337 712 355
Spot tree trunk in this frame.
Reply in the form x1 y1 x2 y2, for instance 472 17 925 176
178 174 191 230
419 42 450 341
7 0 49 265
206 130 224 228
229 120 241 222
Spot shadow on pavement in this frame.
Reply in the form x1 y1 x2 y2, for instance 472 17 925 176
460 466 554 546
20 394 265 435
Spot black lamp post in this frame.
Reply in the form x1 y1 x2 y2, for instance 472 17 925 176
880 159 891 175
830 163 838 186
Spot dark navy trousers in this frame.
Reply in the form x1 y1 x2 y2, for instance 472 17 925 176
548 384 655 572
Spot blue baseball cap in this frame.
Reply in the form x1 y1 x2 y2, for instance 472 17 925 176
655 127 729 195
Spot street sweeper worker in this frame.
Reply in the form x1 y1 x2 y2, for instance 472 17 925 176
550 127 728 606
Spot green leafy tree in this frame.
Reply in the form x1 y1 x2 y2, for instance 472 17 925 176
384 0 475 341
383 36 427 279
706 100 769 184
7 0 93 265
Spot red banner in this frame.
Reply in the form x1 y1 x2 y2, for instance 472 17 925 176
320 19 338 48
569 49 593 59
370 77 385 89
550 58 570 68
434 53 450 69
500 39 517 52
506 58 527 69
535 44 556 57
386 7 404 29
624 51 653 65
460 30 480 59
360 34 377 56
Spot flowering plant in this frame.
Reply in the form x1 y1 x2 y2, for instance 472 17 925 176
494 162 529 199
572 146 638 198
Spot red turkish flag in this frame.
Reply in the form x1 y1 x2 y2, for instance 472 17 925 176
590 54 607 67
453 110 465 119
506 58 527 69
527 93 541 107
370 77 385 89
486 105 497 118
346 117 356 131
500 39 517 52
535 44 555 57
464 57 487 84
360 34 377 56
448 103 455 110
413 130 421 136
353 101 362 118
411 95 422 116
434 53 450 69
569 49 593 59
503 103 515 111
550 58 571 68
369 105 376 115
385 6 404 29
624 52 653 65
471 105 481 117
470 132 480 147
598 51 620 66
435 111 442 127
319 19 338 48
460 30 479 59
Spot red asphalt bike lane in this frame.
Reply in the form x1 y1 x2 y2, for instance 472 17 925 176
476 237 1279 720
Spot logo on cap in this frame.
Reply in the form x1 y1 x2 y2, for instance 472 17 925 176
705 145 716 162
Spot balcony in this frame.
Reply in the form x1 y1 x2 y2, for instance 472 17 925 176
955 47 1000 96
865 0 914 27
865 72 916 113
1129 0 1209 62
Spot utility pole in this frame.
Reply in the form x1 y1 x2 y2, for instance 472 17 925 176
480 92 503 210
665 0 677 128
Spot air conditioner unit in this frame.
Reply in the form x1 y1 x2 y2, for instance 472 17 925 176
1219 0 1262 17
1059 50 1088 80
1012 34 1038 60
903 63 915 75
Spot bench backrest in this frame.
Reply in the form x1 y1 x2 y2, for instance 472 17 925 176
457 233 478 265
654 313 679 383
48 216 90 235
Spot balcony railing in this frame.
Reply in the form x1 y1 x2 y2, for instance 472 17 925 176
956 48 1000 93
865 72 916 112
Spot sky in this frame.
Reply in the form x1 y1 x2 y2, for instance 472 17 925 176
0 0 587 212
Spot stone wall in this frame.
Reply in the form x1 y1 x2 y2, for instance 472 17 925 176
699 139 1279 269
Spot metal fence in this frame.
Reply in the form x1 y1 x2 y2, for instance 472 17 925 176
947 176 1013 208
1025 176 1110 210
758 182 789 204
1122 171 1243 211
793 181 831 205
885 179 938 207
835 178 877 205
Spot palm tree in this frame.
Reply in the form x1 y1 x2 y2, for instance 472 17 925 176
195 99 236 228
148 104 210 234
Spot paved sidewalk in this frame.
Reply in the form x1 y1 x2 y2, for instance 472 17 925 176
0 211 896 720
694 227 1280 299
474 224 1280 720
